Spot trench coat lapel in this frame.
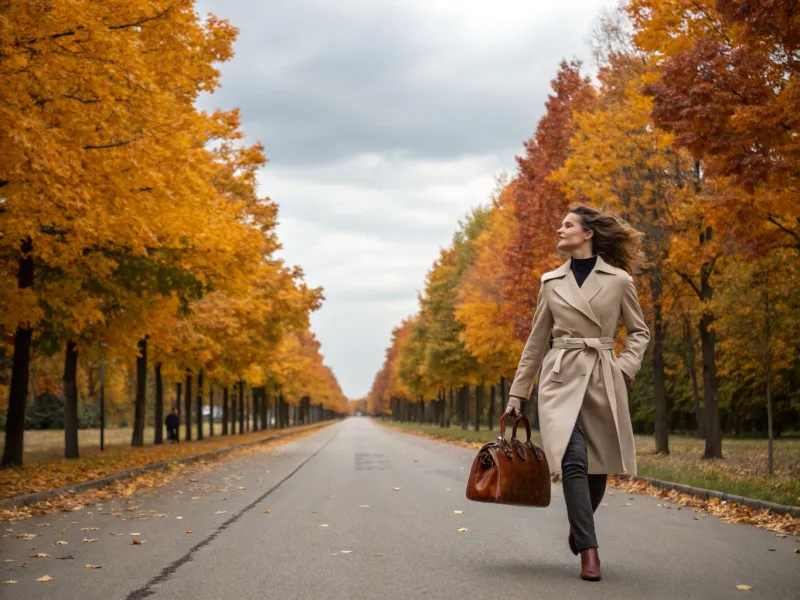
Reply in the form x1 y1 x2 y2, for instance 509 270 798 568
552 259 601 327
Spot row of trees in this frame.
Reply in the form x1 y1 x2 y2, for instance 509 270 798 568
367 1 799 466
0 1 347 467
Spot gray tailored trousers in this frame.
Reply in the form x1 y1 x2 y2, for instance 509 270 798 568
561 421 607 551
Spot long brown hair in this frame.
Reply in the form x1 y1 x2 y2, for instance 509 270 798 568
569 206 646 274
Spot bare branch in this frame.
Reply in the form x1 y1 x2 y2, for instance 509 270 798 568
83 139 134 151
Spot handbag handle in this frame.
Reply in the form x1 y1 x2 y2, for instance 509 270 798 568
499 412 532 443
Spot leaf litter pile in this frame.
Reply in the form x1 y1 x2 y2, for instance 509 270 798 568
0 426 325 523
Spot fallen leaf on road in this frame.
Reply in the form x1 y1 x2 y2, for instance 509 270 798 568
37 575 53 582
413 459 419 463
2 580 17 584
84 564 102 569
55 541 68 545
215 511 227 515
81 527 100 531
735 584 752 590
129 533 141 536
794 548 799 553
263 510 272 514
622 503 632 507
657 503 663 507
131 539 144 545
176 516 183 520
238 487 246 490
458 528 468 532
110 533 124 536
694 517 701 520
186 531 193 534
319 524 329 527
340 550 352 554
358 505 370 508
392 487 400 491
600 503 608 507
191 497 200 500
34 524 50 527
454 510 463 514
31 553 50 558
81 538 98 543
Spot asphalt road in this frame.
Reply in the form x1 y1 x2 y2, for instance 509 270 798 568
2 417 797 600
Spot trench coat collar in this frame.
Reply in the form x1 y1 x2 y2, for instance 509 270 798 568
544 255 617 327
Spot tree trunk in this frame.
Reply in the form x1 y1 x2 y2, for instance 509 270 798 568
231 387 237 435
196 369 204 441
131 338 147 447
154 362 164 445
650 271 669 454
261 389 268 430
184 371 192 441
2 239 35 468
699 312 722 458
209 385 215 437
222 387 229 435
764 287 773 475
474 383 482 432
684 320 704 439
63 341 80 458
238 381 244 434
488 384 496 431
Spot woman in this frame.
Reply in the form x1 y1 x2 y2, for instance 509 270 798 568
504 205 650 582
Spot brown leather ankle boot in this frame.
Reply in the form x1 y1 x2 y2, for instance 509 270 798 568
580 548 601 581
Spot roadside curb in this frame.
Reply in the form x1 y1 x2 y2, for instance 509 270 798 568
376 420 800 519
625 475 800 518
0 421 336 511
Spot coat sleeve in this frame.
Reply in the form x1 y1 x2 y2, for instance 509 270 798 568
617 276 650 380
507 281 553 410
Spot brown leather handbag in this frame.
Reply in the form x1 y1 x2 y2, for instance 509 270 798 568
465 412 551 507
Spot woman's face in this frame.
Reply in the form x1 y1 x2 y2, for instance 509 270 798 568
556 212 592 253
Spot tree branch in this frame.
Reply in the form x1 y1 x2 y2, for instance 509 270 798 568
766 214 800 246
674 268 702 298
83 139 134 151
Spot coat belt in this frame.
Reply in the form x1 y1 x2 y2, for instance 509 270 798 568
549 336 624 470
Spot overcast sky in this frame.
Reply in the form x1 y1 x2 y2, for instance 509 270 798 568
195 0 619 399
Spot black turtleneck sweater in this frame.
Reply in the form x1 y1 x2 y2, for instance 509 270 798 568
571 255 597 288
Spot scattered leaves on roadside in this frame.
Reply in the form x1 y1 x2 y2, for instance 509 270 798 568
129 532 141 536
392 487 400 491
458 528 468 532
454 510 463 514
2 580 17 584
131 539 144 545
186 530 193 534
84 564 102 569
55 540 68 545
215 511 227 515
319 524 329 527
81 538 98 543
37 575 53 582
81 527 99 531
31 553 50 558
735 584 752 590
263 510 271 514
358 505 369 508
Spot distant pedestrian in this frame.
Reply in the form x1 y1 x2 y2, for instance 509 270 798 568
504 206 650 581
165 408 180 443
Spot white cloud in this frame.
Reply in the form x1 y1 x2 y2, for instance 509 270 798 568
196 0 620 397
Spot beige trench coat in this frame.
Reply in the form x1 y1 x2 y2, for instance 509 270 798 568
506 256 650 480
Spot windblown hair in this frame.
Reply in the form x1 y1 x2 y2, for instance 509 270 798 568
569 206 646 275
